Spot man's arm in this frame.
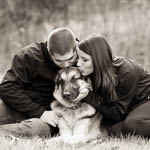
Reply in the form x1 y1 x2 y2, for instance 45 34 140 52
0 51 45 118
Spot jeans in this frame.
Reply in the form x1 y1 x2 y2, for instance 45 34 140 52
109 98 150 138
0 99 52 137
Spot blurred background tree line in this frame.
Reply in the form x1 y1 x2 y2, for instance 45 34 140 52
0 0 150 77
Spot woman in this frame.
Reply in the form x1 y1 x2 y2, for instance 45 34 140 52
76 34 150 137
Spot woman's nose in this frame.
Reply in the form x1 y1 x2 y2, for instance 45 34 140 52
76 58 81 67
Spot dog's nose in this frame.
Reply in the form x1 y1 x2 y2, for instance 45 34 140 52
63 91 71 100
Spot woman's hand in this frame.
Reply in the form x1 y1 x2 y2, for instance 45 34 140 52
73 78 92 102
73 88 90 102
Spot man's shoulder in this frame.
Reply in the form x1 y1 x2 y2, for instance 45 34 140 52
17 41 46 55
115 58 139 81
119 58 141 73
14 41 47 61
116 57 146 83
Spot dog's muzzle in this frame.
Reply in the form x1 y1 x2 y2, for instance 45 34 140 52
62 89 79 101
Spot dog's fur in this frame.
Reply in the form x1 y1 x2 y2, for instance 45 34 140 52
51 67 106 143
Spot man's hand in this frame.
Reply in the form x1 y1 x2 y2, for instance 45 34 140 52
40 111 59 127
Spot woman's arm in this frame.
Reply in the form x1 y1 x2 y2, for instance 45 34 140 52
84 69 140 122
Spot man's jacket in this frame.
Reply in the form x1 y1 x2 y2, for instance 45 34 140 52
0 42 59 118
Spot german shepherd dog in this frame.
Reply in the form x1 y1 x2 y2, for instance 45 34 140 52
51 67 106 144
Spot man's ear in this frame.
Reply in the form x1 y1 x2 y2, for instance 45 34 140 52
76 37 80 42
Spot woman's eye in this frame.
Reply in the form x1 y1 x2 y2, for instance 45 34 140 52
82 58 88 62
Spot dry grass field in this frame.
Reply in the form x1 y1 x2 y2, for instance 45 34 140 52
0 135 150 150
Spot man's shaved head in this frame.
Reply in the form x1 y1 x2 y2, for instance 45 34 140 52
47 27 76 56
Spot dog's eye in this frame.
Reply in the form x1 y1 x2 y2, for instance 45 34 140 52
58 79 64 84
72 76 80 81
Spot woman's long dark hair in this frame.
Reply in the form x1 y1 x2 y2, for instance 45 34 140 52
78 35 122 102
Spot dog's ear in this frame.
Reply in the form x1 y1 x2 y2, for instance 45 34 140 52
54 74 59 87
54 74 61 93
54 74 57 83
54 70 63 88
83 76 93 91
54 69 62 84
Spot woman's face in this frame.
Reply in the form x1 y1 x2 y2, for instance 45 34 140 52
76 46 94 76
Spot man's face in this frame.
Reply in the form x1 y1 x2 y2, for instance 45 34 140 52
51 46 77 68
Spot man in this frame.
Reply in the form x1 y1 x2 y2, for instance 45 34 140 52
0 27 78 137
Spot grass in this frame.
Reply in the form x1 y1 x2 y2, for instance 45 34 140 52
0 135 150 150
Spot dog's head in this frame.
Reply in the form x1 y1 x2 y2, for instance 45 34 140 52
53 67 92 107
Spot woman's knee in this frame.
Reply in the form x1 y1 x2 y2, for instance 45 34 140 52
19 118 51 137
123 117 144 133
123 117 150 137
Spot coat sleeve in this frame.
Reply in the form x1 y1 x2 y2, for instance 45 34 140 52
0 51 45 118
84 69 140 122
100 70 140 122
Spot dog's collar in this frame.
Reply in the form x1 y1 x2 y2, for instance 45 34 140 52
71 103 81 110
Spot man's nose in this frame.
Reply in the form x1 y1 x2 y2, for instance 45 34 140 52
63 61 74 68
63 62 70 68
